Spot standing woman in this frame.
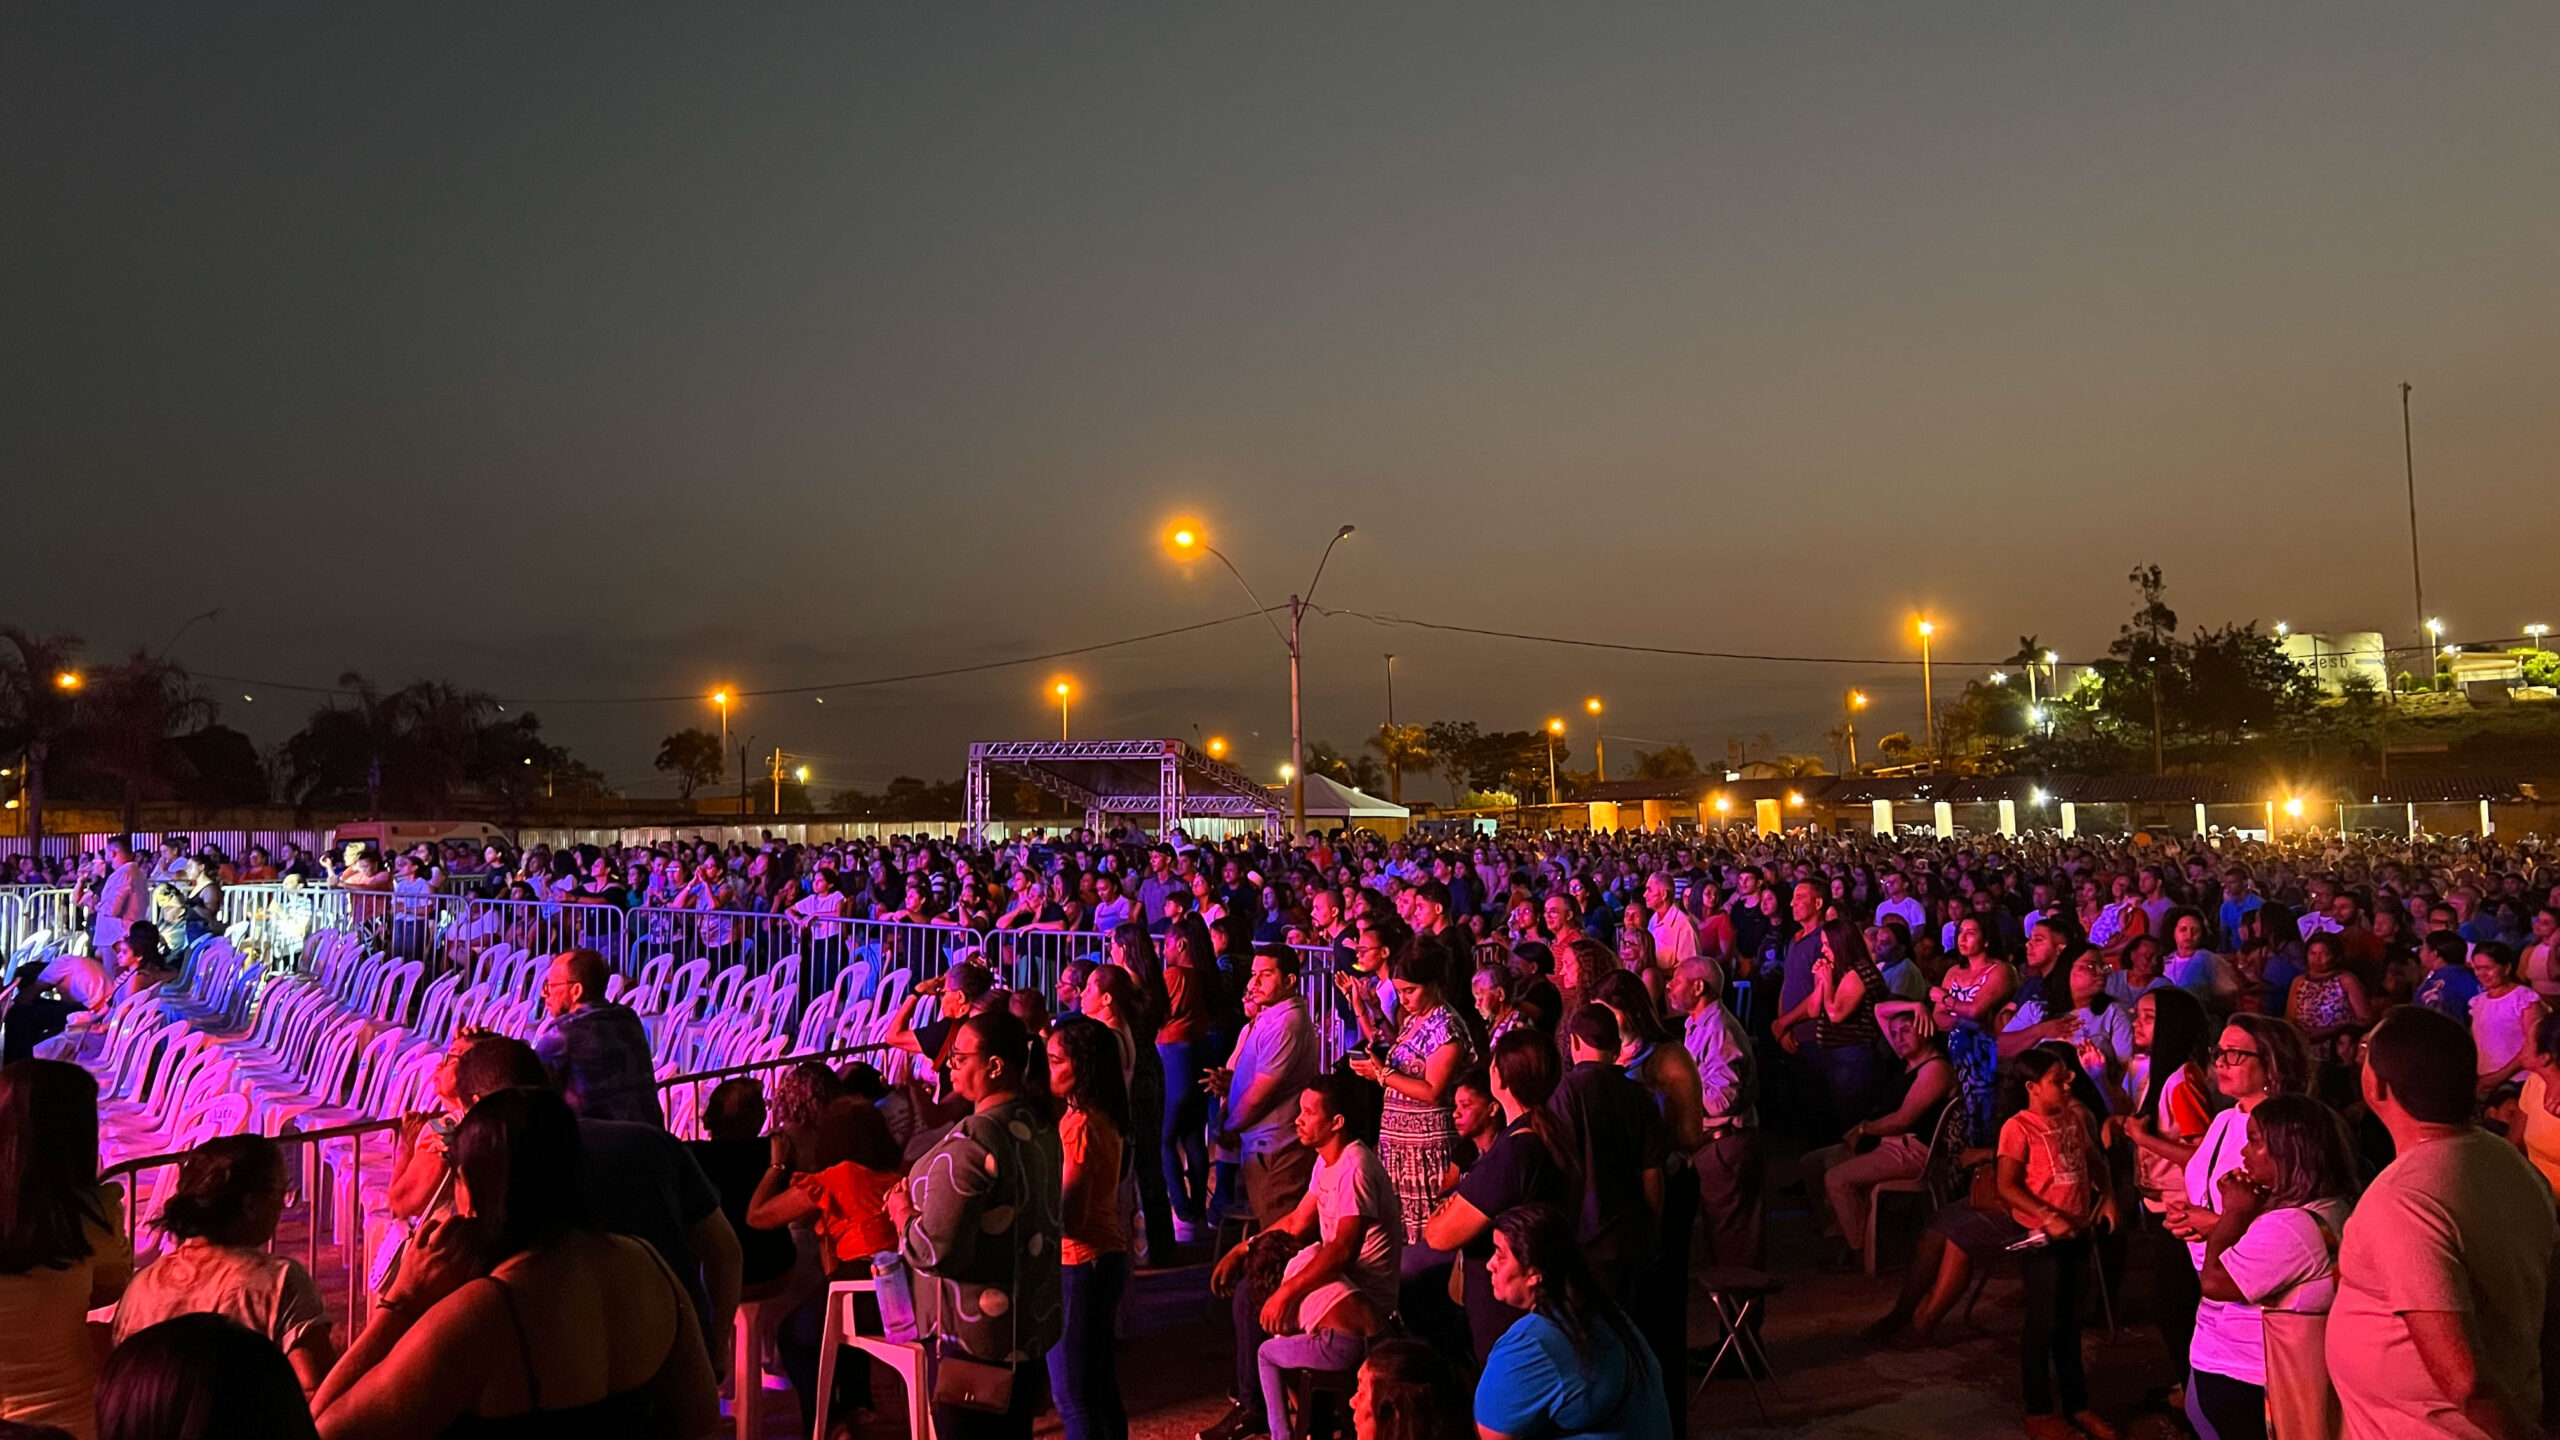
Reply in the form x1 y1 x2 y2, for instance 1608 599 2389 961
0 1060 133 1440
1105 923 1177 1261
1780 919 1889 1134
2470 941 2545 1100
2121 988 2216 1400
1046 1017 1133 1440
2166 1013 2314 1440
1350 935 1479 1245
2196 1094 2359 1440
1930 915 2018 1145
2285 934 2373 1089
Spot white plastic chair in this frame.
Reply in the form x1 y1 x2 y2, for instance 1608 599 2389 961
812 1277 933 1440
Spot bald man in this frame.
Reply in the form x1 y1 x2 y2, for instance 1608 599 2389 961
1673 956 1763 1272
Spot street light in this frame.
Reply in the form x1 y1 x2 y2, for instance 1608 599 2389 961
1585 697 1605 783
1206 736 1229 760
709 688 736 813
55 671 80 691
2528 624 2550 652
1168 521 1357 835
1844 690 1869 772
2275 621 2289 637
1915 619 1938 769
1051 679 1074 740
1989 671 2008 686
1545 718 1564 805
1279 763 1295 782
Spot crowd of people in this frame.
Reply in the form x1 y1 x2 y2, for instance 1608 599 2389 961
3 816 2559 1440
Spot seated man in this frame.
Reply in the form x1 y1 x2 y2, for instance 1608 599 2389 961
1204 1073 1399 1440
531 947 661 1126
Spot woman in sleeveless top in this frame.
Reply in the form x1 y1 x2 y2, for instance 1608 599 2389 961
1930 916 2016 1146
314 1088 718 1439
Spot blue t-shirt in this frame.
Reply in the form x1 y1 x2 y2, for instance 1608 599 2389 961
1475 1310 1670 1440
2414 964 2484 1022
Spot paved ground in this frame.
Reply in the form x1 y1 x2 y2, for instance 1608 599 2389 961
765 1157 2194 1440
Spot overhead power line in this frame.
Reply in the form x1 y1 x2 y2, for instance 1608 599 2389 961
1314 606 2045 668
194 608 1281 707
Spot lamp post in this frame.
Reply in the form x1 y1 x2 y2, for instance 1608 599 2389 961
1545 718 1564 804
1167 521 1356 836
710 688 736 813
1915 620 1937 769
1052 679 1074 741
2529 624 2551 653
2402 382 2428 689
1585 697 1605 785
1844 690 1868 772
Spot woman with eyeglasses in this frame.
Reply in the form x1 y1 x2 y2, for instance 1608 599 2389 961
2164 1013 2313 1440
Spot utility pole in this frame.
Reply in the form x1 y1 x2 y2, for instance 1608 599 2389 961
2149 661 2165 776
2402 381 2427 695
1383 654 1398 804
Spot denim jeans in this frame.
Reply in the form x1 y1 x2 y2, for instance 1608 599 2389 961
1257 1328 1369 1440
1047 1255 1130 1440
1158 1039 1210 1222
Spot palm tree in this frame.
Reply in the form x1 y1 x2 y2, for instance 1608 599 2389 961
79 651 217 833
0 628 84 845
1366 723 1430 805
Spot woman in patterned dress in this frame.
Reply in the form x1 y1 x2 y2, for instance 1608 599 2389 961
1348 935 1480 1245
1929 914 2017 1146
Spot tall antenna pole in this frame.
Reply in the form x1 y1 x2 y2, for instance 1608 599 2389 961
2402 381 2426 687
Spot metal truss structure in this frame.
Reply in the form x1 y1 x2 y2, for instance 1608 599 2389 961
964 739 1283 843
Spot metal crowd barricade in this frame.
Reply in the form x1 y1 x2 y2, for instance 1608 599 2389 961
802 916 984 1015
1294 941 1357 1071
977 926 1113 1001
220 882 352 966
1 886 85 972
654 1040 896 1142
101 1114 406 1341
626 904 810 989
426 894 627 976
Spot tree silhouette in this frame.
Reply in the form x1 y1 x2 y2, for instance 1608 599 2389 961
78 651 216 833
655 728 725 799
0 627 84 843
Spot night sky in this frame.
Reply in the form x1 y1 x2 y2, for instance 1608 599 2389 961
7 5 2555 797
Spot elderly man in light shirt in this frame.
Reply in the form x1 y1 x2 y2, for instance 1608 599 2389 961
1672 957 1762 1271
1644 871 1699 968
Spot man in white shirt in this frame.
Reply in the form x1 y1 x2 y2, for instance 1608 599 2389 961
1874 870 1928 933
1645 871 1699 967
2330 1007 2559 1438
91 837 147 955
1205 1073 1400 1440
1672 958 1762 1272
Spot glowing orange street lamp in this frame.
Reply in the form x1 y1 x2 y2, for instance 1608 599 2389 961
1052 679 1075 740
1163 518 1356 835
1585 697 1605 783
55 671 81 691
1206 736 1229 760
709 687 738 813
1915 619 1938 768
